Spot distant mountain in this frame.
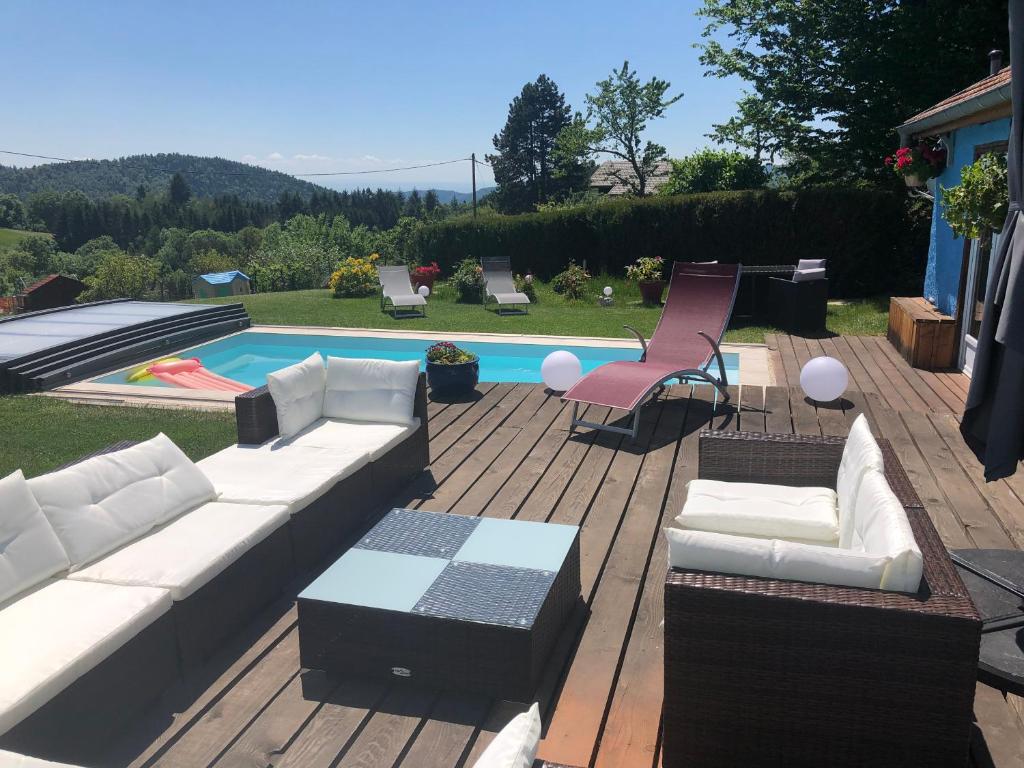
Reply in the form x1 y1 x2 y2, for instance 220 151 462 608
429 187 495 204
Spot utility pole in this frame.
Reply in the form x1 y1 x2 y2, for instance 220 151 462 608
471 153 477 217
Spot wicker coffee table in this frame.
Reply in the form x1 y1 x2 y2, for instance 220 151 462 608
297 508 581 701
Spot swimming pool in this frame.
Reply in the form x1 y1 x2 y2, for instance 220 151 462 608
96 330 741 387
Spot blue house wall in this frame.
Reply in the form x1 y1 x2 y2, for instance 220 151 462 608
924 117 1010 316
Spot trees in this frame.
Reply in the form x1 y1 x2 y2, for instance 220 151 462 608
79 252 160 301
488 75 590 213
706 93 801 164
661 149 768 195
698 0 1009 185
556 61 682 196
168 172 191 206
0 193 27 229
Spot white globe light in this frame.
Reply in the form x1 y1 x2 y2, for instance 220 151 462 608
800 356 848 403
541 350 582 392
525 273 534 284
603 286 613 297
417 284 430 297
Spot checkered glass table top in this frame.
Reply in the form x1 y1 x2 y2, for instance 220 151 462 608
299 508 578 629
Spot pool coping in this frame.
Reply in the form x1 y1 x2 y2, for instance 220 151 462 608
48 325 773 410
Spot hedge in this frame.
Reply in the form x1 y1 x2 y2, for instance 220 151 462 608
413 188 929 298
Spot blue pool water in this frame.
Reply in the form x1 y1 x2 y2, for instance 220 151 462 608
96 331 740 387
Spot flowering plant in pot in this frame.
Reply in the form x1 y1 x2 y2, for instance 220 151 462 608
884 142 946 187
626 256 666 305
425 341 479 398
411 261 441 291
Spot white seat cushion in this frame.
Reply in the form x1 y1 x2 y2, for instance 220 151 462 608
678 479 838 543
28 434 217 569
266 353 325 438
797 259 826 270
0 749 86 767
197 443 368 513
0 471 70 604
472 702 541 768
322 357 419 427
0 579 171 735
491 291 531 304
850 470 923 593
69 502 289 601
792 267 826 282
666 528 890 590
276 416 420 461
836 415 885 548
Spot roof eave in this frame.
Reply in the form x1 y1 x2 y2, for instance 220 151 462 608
898 83 1012 141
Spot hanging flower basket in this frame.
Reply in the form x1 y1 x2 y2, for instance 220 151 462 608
903 173 924 188
885 142 946 185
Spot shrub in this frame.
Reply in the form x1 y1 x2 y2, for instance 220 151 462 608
515 273 538 303
449 258 484 303
411 261 441 283
625 256 665 282
941 153 1008 240
662 149 768 194
551 261 591 300
329 253 380 297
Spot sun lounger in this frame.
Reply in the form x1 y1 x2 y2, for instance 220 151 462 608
563 261 740 439
481 256 531 314
378 265 427 318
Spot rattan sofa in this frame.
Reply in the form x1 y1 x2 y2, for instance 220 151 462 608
663 430 981 768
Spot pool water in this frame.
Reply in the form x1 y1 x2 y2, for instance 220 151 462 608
96 331 740 387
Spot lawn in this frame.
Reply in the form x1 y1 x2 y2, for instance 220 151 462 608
0 227 50 248
0 396 235 478
190 276 889 344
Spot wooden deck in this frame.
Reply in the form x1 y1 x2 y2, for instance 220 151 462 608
101 339 1024 768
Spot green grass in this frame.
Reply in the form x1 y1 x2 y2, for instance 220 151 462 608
0 227 51 248
0 397 235 478
190 276 889 344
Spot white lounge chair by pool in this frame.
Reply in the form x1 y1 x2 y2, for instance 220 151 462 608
378 265 427 318
481 256 530 314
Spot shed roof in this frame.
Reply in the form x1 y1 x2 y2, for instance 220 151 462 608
589 160 672 195
196 270 250 285
898 66 1012 139
19 274 85 295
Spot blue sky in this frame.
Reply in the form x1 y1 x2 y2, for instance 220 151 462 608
4 0 744 191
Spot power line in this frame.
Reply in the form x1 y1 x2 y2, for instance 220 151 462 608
296 158 471 176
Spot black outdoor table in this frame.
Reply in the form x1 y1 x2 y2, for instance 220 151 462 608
737 264 795 319
951 549 1024 696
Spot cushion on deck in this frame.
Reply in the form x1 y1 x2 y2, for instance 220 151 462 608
276 416 420 460
0 470 70 604
836 415 885 548
266 353 325 438
471 702 541 768
322 357 419 427
0 750 87 767
197 443 368 513
69 502 289 600
678 479 838 543
28 434 217 570
851 470 923 592
0 579 171 736
666 528 891 590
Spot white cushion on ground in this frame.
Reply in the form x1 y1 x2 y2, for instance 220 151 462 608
322 357 419 427
0 750 87 767
851 470 923 592
666 528 891 590
0 579 171 736
0 471 70 604
836 415 885 548
69 502 289 601
472 702 541 768
276 416 420 460
797 259 826 270
28 434 217 569
197 443 368 513
678 479 838 543
266 353 325 438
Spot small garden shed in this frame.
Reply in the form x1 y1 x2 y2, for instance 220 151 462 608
192 270 251 299
16 274 86 311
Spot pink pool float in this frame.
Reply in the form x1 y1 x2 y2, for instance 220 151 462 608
148 358 252 393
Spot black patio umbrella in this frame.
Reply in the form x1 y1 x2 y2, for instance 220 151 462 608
962 0 1024 480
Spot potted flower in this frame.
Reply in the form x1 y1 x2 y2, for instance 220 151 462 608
626 256 666 305
885 141 946 187
425 341 479 398
411 261 441 292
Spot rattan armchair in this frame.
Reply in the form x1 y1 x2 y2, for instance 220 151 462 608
663 430 981 768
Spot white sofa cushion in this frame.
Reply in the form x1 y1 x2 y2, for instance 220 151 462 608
678 479 838 543
665 528 891 590
0 750 87 767
266 353 325 438
197 443 368 514
0 471 70 604
471 702 541 768
28 434 217 569
797 259 826 270
851 470 923 593
792 267 826 282
0 579 171 735
69 502 289 601
836 414 884 548
322 357 419 427
276 416 420 461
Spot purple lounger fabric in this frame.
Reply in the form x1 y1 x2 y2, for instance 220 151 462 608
563 262 740 411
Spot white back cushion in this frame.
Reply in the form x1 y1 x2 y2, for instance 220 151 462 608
0 471 70 604
837 415 884 548
472 702 541 768
792 267 826 282
851 470 923 593
666 528 890 590
322 357 419 426
28 434 217 569
797 259 826 270
266 353 326 438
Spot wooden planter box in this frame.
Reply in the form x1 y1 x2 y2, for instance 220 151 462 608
887 297 956 370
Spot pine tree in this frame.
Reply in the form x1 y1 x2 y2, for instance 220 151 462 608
168 172 191 206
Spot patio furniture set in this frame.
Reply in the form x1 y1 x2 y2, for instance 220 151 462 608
380 256 532 318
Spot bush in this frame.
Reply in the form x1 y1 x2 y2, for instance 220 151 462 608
551 260 591 300
328 253 380 297
662 149 768 195
515 273 538 303
412 188 928 298
449 258 484 303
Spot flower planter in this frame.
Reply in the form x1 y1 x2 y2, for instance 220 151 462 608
412 274 436 292
903 173 924 188
426 356 479 398
638 280 667 305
